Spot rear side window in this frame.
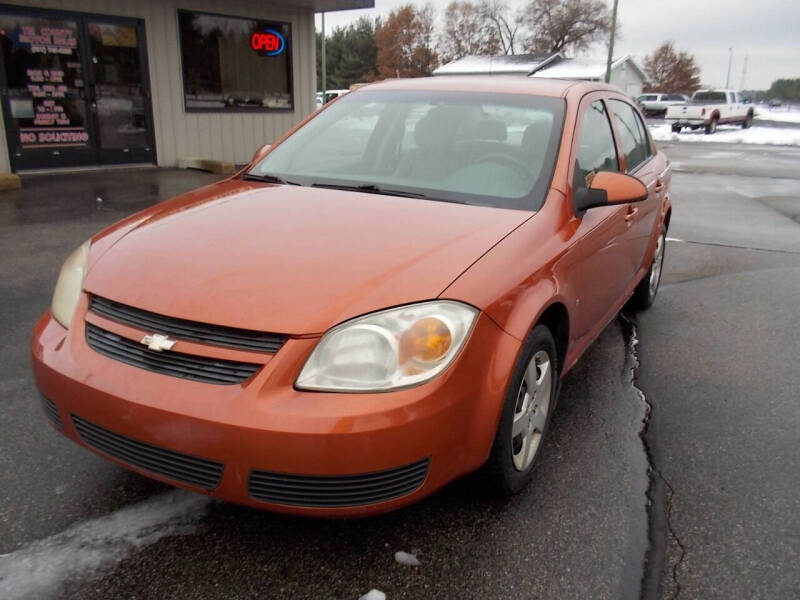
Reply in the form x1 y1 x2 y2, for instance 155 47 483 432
574 100 618 190
610 100 651 172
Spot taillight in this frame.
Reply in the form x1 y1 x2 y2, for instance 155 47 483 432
701 108 706 116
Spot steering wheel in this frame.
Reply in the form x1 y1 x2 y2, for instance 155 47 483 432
473 153 533 182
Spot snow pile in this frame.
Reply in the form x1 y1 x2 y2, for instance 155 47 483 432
650 124 800 146
0 491 210 600
754 108 800 124
358 589 387 600
394 551 421 566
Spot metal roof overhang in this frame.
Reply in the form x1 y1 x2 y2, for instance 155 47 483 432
285 0 375 11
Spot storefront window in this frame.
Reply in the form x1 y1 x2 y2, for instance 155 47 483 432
178 10 292 111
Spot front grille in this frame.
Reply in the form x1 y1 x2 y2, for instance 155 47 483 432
248 458 430 508
89 295 287 353
72 415 224 490
86 323 260 385
39 395 62 429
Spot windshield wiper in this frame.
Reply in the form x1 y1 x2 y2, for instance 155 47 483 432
242 173 300 185
310 182 429 199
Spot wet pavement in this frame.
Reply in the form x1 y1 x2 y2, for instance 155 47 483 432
1 145 799 599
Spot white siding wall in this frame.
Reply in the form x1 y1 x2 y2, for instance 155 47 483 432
0 0 317 171
610 61 645 97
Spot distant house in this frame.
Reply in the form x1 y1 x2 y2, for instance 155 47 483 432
432 53 563 76
531 56 647 97
433 53 647 97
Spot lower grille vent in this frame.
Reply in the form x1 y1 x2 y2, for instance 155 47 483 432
72 415 224 490
40 395 62 429
248 458 430 508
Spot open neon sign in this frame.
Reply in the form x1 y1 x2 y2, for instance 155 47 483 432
251 29 285 56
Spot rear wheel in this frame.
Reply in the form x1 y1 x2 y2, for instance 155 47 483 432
705 117 718 134
671 124 682 133
480 325 558 496
630 225 666 311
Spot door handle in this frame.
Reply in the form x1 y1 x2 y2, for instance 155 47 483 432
654 178 665 193
624 206 638 222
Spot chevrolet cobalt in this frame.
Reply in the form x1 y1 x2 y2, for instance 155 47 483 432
32 77 671 516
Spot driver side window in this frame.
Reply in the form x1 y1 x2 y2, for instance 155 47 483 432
574 100 619 191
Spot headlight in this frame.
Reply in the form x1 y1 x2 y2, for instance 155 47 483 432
296 301 478 392
51 240 90 328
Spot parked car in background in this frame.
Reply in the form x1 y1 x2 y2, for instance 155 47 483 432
315 89 351 108
32 77 671 517
324 89 350 103
636 93 689 116
665 89 754 134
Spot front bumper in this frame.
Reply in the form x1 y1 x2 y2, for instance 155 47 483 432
31 301 520 517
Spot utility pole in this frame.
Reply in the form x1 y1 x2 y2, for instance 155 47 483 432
605 0 619 84
740 55 748 91
725 47 732 88
321 12 326 96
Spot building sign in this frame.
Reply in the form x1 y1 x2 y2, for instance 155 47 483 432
250 29 285 56
15 24 76 54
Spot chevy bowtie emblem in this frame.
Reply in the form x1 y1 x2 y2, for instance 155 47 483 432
141 333 176 352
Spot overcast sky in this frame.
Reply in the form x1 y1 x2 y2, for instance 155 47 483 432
315 0 800 90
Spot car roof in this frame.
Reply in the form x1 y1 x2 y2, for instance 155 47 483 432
357 75 622 99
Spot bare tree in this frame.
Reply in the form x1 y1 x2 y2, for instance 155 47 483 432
644 42 701 94
520 0 612 54
439 1 502 62
479 0 524 55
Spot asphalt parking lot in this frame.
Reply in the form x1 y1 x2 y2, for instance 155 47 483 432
1 142 798 599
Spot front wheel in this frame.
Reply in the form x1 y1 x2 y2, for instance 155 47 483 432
742 113 753 129
480 325 558 496
629 226 666 311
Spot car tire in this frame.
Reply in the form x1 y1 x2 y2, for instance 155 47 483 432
705 117 718 134
742 113 753 129
630 225 666 311
671 124 682 133
480 324 558 496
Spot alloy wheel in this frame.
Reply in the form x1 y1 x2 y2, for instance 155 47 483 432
511 350 552 471
649 232 665 296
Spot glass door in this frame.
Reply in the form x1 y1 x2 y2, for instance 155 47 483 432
0 11 96 169
86 19 154 165
0 8 155 171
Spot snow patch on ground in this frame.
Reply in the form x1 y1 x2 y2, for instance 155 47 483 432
650 124 800 146
0 491 210 600
359 589 387 600
754 108 800 124
394 551 421 566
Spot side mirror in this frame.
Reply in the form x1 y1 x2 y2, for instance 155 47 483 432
251 143 272 165
574 171 648 213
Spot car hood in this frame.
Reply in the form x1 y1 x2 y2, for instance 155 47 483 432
85 180 532 335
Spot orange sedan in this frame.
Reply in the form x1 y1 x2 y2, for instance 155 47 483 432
31 77 671 516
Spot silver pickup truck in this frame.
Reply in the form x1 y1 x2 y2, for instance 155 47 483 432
665 90 754 134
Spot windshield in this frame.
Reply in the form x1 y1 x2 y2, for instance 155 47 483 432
248 90 565 211
692 92 727 104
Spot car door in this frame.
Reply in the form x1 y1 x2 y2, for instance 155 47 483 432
559 95 630 344
608 98 662 284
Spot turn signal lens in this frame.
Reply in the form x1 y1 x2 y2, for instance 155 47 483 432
400 317 452 364
296 301 478 392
